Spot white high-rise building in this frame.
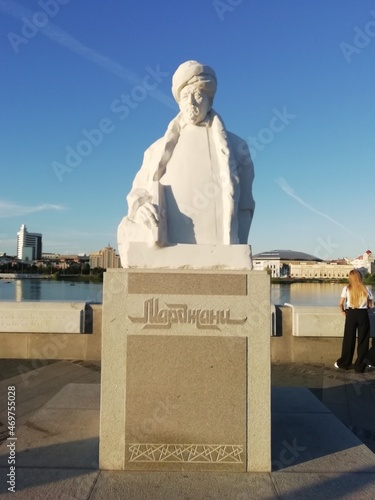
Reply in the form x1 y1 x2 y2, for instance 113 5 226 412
17 224 42 260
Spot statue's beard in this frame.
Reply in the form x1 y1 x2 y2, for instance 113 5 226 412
183 105 204 124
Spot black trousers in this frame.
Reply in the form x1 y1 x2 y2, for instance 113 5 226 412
337 309 370 371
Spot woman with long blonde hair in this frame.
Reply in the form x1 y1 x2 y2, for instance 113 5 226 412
335 269 373 372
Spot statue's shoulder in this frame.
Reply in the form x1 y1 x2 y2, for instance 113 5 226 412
144 136 164 155
227 131 252 162
227 131 243 144
141 136 165 165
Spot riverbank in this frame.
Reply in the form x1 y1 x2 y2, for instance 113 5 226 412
271 277 348 284
56 274 103 283
272 276 375 285
0 273 103 282
0 273 50 279
0 274 358 285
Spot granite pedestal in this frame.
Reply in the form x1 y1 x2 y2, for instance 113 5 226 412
99 269 270 472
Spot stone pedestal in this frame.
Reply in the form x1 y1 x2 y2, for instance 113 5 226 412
99 269 270 472
124 242 252 270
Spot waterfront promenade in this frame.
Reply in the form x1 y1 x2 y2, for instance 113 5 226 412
1 360 375 498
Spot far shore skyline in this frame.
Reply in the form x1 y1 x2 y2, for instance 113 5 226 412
0 230 373 263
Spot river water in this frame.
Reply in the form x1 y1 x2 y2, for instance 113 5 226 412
0 279 374 306
0 279 103 303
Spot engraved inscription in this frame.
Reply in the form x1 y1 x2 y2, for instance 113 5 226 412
128 298 247 330
129 444 244 463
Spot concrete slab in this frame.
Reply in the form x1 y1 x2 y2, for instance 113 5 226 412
272 471 375 499
272 387 330 414
271 363 324 389
322 401 351 426
289 306 344 337
44 383 100 410
0 363 100 427
321 384 347 407
90 471 278 500
27 333 88 359
0 468 99 499
0 333 28 358
0 407 99 468
0 364 374 499
346 382 375 408
0 301 86 333
0 360 80 390
272 412 375 472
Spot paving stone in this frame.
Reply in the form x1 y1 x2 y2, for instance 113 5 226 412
0 407 99 468
272 386 330 414
0 362 374 498
90 471 278 500
0 468 99 499
272 413 375 473
272 471 375 499
44 384 100 410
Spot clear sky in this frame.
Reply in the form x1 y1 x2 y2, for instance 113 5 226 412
0 0 374 259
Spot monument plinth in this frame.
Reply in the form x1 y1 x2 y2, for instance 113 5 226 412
100 60 270 472
124 242 252 270
99 268 270 472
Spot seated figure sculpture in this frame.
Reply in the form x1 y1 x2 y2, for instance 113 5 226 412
118 60 255 269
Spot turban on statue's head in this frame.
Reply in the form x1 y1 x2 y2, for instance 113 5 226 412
171 60 217 104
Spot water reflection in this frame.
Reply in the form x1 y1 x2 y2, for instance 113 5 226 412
0 279 103 302
271 284 291 305
15 280 22 302
1 279 375 306
15 279 41 301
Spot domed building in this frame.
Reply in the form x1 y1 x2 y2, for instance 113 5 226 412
252 250 353 279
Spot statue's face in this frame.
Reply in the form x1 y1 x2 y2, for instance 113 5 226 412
179 84 210 125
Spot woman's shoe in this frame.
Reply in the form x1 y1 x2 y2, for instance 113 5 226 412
334 362 351 370
365 358 373 368
354 361 367 373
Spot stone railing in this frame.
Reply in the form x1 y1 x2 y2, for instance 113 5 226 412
282 304 375 337
0 302 101 360
1 302 374 364
271 305 375 364
0 302 87 333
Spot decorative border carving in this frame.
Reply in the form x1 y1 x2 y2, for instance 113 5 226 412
128 443 244 463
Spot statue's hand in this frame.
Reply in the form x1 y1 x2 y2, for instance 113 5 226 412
135 202 159 228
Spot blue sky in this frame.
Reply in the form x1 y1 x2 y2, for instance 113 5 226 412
0 0 374 259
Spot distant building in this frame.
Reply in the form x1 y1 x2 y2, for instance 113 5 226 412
290 261 353 279
350 250 374 274
252 250 322 278
16 224 42 260
58 254 88 262
252 249 353 279
0 253 12 264
42 252 60 260
89 245 121 269
54 254 89 270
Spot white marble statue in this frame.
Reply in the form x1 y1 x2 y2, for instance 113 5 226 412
118 60 255 269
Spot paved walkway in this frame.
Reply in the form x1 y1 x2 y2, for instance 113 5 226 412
0 360 375 499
